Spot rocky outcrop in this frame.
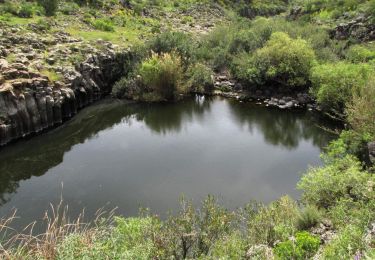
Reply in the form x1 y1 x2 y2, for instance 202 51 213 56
213 73 315 110
331 15 375 42
0 51 132 146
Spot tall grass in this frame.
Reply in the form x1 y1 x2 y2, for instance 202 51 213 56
0 200 116 259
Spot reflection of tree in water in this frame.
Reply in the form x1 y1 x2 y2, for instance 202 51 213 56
0 96 337 206
131 96 212 135
0 97 212 205
227 100 338 150
0 100 136 205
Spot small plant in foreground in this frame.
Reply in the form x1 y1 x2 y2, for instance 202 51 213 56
274 231 320 259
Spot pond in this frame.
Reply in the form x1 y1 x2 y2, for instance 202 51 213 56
0 96 336 229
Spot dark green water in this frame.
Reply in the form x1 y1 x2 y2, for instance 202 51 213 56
0 96 336 229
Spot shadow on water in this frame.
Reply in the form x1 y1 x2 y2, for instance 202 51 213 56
0 97 212 205
0 95 338 220
227 100 337 150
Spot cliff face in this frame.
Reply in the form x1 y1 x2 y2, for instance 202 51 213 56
0 51 132 146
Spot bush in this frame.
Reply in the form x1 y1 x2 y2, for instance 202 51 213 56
38 0 58 16
0 1 19 15
274 231 320 260
197 26 235 71
246 196 299 245
112 76 142 99
322 224 366 259
325 130 371 162
60 1 80 15
186 63 214 93
346 76 375 139
147 31 196 66
138 52 185 101
298 155 375 209
346 44 375 63
234 32 316 89
311 62 373 111
18 3 34 18
91 18 115 31
296 205 322 231
237 0 288 18
209 232 247 259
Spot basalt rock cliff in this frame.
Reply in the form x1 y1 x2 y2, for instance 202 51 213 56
0 45 132 146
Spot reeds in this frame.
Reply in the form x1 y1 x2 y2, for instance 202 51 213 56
0 199 116 259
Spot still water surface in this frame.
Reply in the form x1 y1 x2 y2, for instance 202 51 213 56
0 96 336 228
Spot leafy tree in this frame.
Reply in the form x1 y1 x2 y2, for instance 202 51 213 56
38 0 58 16
234 32 316 89
311 62 373 111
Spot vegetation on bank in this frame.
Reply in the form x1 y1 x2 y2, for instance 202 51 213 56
0 0 374 259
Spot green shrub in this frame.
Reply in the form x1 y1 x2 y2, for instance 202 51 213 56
0 1 19 15
18 3 34 18
209 232 247 259
298 155 375 209
274 231 320 260
311 62 373 111
346 76 375 139
296 205 322 231
38 0 59 16
138 52 185 101
56 217 159 259
323 224 366 259
186 63 214 93
237 0 288 18
60 1 80 15
325 130 371 162
112 76 142 99
234 32 316 89
91 18 115 31
147 31 196 66
247 196 299 245
158 196 233 259
346 44 375 63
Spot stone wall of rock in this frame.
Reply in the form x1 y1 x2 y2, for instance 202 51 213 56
0 51 132 146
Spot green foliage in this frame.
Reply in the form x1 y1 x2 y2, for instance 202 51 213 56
274 231 320 260
112 76 142 99
311 62 373 111
186 63 214 93
0 1 19 15
138 52 185 101
296 205 322 231
91 18 115 32
60 1 80 15
157 195 234 259
236 0 289 18
208 232 247 259
325 130 371 162
18 2 34 18
147 31 196 65
346 44 375 63
297 0 371 19
233 32 316 89
298 155 375 209
322 224 366 259
38 0 59 16
246 196 299 245
347 76 375 139
56 217 159 259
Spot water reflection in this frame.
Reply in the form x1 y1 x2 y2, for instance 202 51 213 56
0 96 337 217
228 100 335 150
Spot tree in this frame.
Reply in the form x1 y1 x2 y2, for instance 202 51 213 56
38 0 59 16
